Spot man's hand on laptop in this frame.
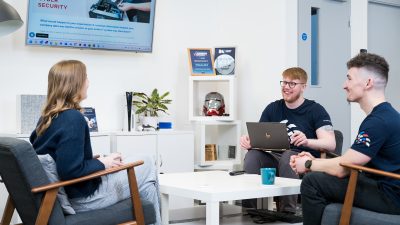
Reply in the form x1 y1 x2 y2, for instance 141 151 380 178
240 135 252 150
290 130 309 147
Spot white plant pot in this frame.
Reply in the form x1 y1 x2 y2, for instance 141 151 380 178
142 116 158 129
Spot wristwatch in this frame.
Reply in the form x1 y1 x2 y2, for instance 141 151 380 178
305 160 313 170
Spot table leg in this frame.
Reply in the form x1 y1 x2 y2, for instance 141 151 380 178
257 198 272 209
206 201 219 225
267 197 273 210
161 193 169 225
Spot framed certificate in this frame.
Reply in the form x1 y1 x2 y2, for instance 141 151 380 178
187 48 215 76
214 47 235 75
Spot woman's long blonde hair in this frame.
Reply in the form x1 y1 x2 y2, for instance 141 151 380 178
36 60 87 136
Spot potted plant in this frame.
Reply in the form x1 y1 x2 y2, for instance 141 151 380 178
132 88 172 129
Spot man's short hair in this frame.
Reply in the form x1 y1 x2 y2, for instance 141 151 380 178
347 53 389 82
282 67 308 83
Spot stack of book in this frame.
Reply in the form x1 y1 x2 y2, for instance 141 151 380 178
205 144 217 161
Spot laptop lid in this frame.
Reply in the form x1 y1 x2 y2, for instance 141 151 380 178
246 122 290 152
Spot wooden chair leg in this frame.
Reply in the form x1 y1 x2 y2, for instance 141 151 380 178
339 169 359 225
35 189 58 225
127 167 145 225
1 195 15 225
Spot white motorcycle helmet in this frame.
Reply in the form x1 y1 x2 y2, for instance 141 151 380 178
203 92 225 116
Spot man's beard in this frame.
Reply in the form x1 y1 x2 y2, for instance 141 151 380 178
283 91 301 103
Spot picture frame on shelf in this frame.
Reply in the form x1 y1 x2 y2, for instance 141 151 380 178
187 48 215 76
82 107 98 132
214 47 235 75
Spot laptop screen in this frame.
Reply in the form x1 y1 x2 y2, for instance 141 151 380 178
246 122 290 151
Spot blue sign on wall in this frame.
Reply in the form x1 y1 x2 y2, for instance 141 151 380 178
301 33 308 41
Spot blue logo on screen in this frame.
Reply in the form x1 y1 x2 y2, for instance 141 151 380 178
29 32 35 37
301 33 307 41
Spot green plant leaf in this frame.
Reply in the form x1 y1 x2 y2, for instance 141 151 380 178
159 104 168 110
131 88 172 116
160 92 170 99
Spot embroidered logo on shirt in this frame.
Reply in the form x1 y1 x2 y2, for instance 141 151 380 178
355 131 370 147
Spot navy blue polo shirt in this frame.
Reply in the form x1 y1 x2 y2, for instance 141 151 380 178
351 102 400 207
259 99 333 157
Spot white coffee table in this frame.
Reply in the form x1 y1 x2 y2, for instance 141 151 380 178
158 171 301 225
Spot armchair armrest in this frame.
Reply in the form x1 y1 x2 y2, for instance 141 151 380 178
337 163 400 225
340 163 400 180
28 160 145 225
31 160 144 193
320 150 339 159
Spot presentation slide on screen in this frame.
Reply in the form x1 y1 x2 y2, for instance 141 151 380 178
26 0 154 51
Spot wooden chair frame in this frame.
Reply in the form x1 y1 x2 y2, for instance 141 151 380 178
338 163 400 225
1 161 146 225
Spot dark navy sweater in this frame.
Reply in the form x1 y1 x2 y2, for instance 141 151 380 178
30 109 105 199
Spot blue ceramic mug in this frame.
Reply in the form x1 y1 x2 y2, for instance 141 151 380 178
261 168 276 185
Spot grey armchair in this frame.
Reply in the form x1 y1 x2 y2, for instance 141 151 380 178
321 129 343 158
0 137 157 225
321 163 400 225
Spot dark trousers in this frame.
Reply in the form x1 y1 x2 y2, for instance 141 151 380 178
301 171 400 225
243 149 299 213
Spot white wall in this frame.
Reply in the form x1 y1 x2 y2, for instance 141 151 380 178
350 0 368 146
0 0 292 135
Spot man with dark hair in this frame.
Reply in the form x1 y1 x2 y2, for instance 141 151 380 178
240 67 336 214
291 53 400 225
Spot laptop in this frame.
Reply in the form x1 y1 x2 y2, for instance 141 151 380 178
246 122 290 152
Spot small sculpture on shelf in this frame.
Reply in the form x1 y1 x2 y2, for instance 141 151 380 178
203 92 225 116
137 124 159 132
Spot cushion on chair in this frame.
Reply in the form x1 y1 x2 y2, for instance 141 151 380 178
321 203 400 225
37 154 76 214
65 198 157 225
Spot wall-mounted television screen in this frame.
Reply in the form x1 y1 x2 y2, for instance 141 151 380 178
26 0 156 52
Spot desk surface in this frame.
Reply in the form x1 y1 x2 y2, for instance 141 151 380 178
159 171 301 202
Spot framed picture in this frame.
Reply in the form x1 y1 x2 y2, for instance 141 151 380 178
187 48 215 76
82 107 98 132
214 47 235 75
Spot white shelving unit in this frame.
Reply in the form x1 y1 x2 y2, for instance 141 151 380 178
189 76 236 121
189 75 241 170
194 120 241 170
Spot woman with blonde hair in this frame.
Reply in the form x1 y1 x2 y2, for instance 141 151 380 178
30 60 161 224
